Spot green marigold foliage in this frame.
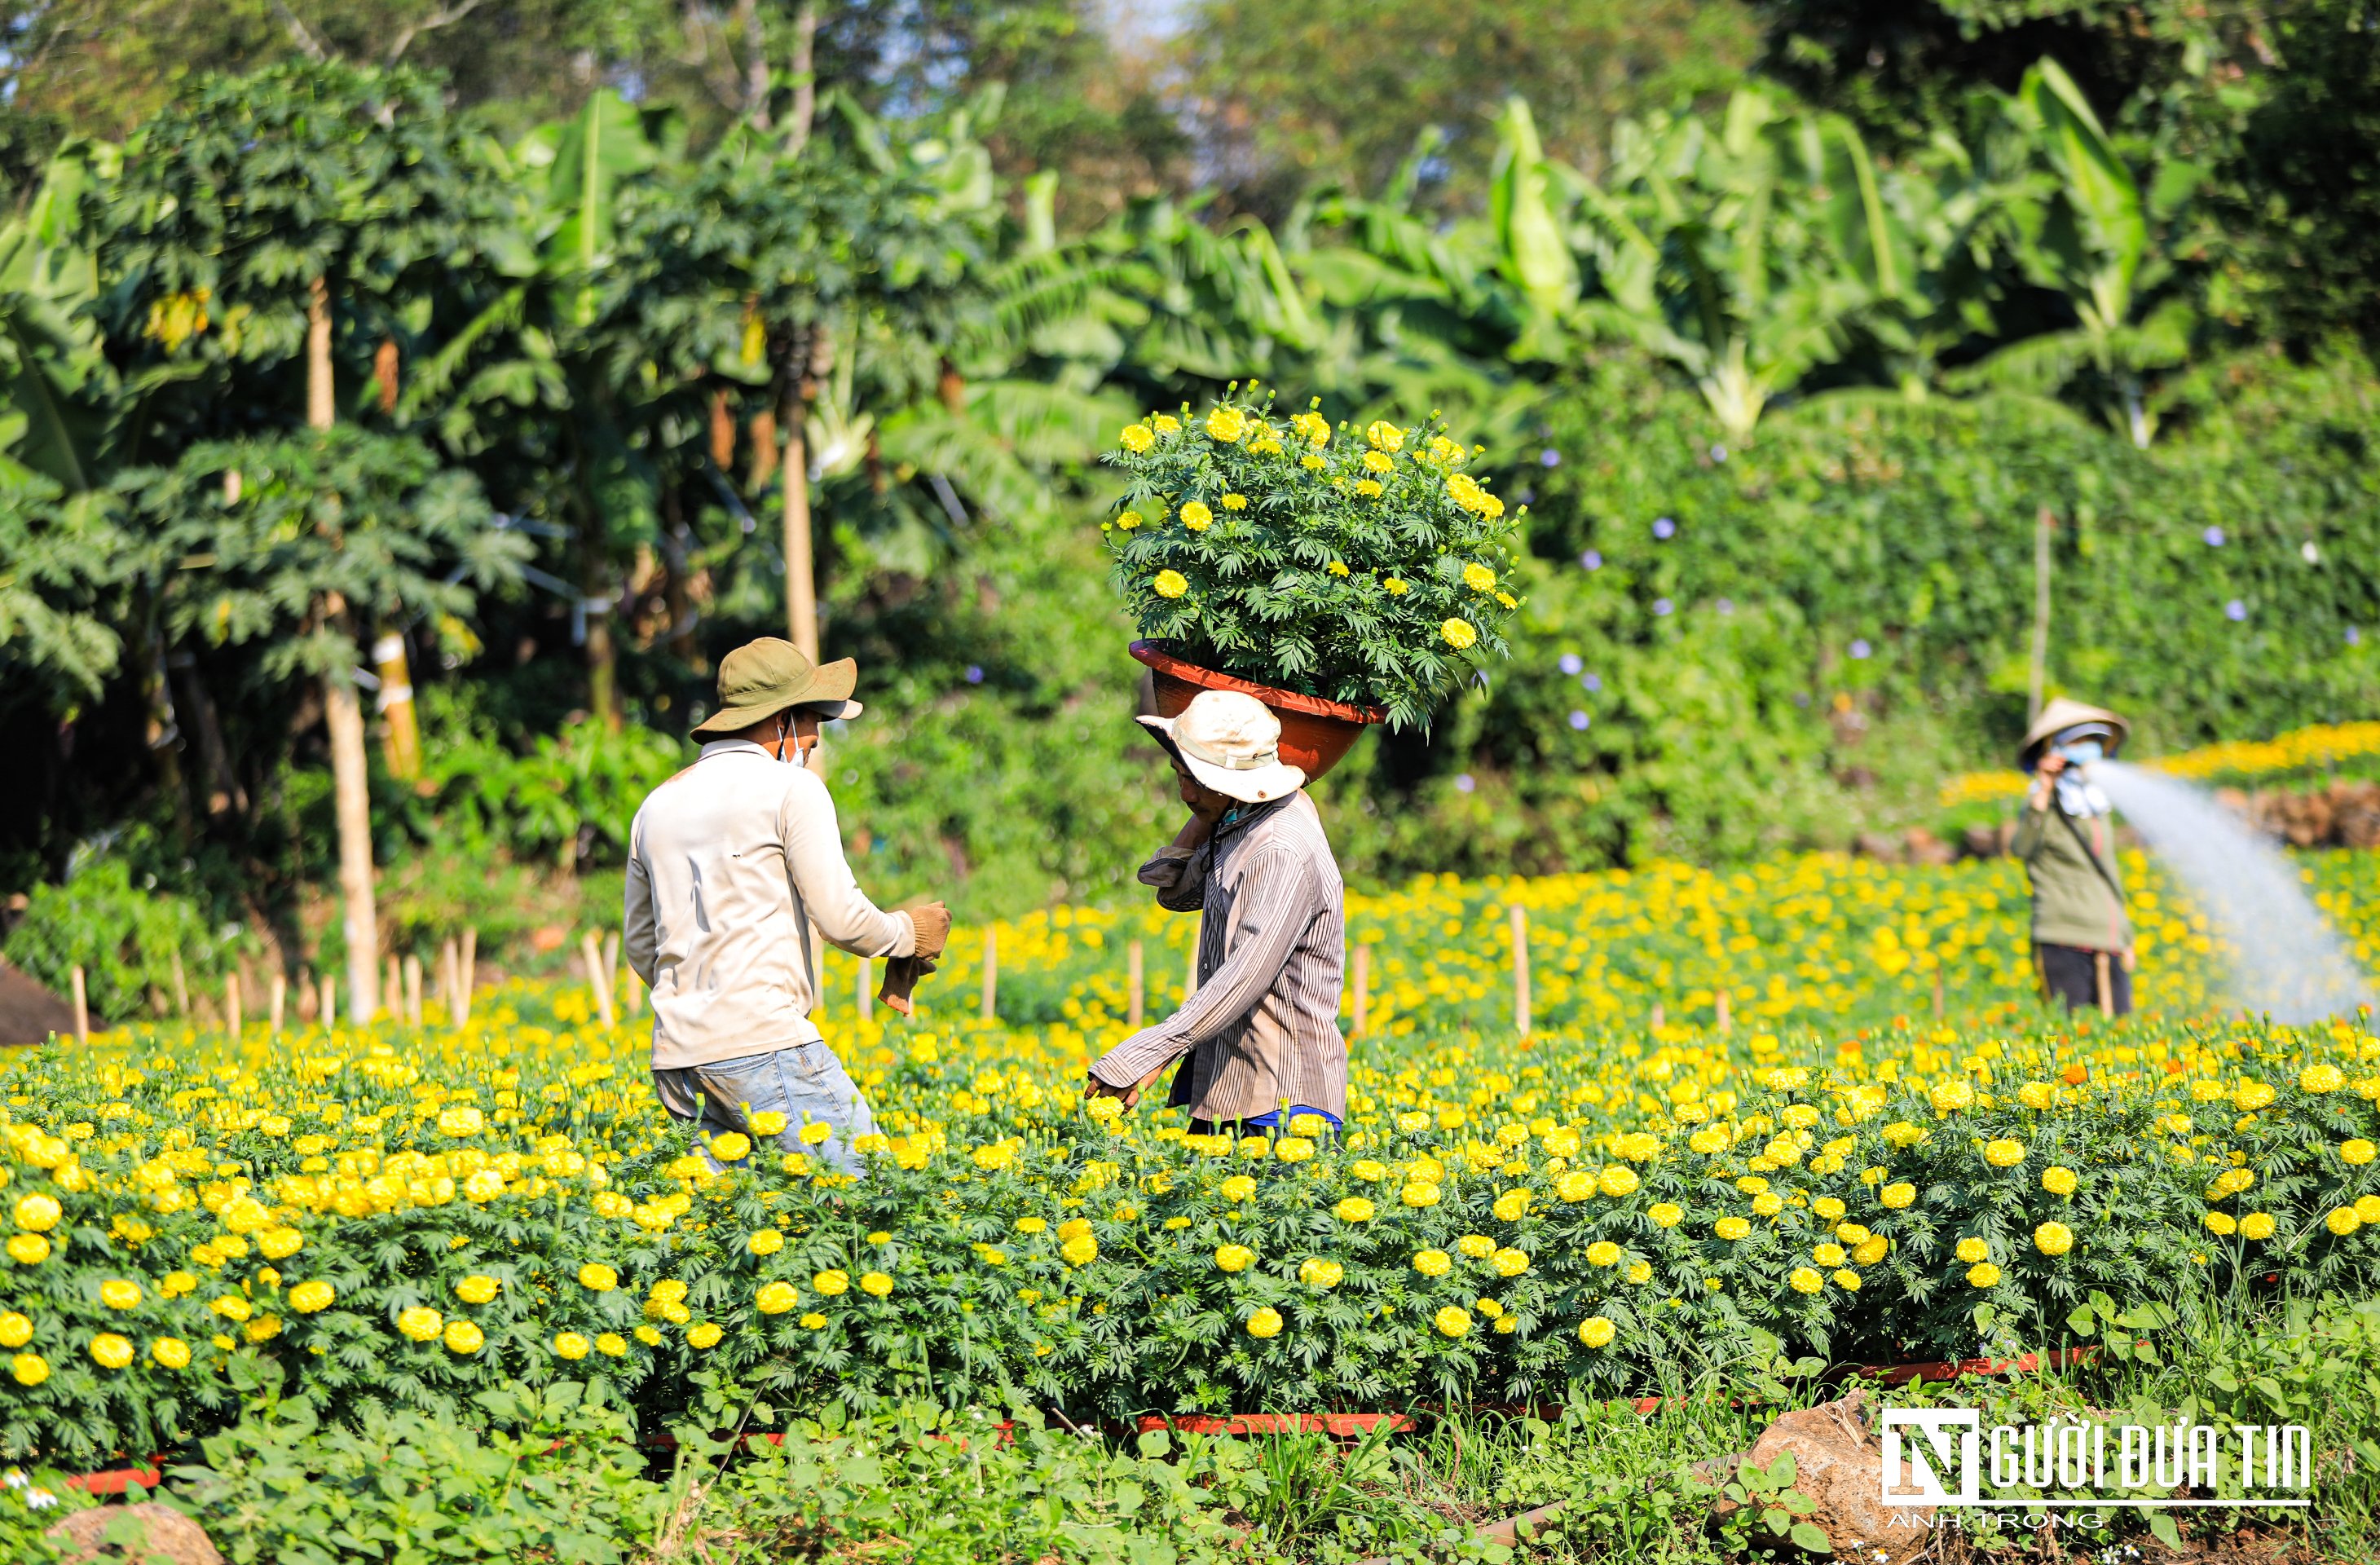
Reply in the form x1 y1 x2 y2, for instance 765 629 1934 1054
1102 395 1521 730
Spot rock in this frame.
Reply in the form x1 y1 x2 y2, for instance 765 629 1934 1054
1739 1388 1928 1554
46 1503 223 1565
1851 831 1902 862
2338 782 2380 851
0 958 84 1047
1902 828 1954 866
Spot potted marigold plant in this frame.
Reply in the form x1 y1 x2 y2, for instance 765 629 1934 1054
1104 391 1521 778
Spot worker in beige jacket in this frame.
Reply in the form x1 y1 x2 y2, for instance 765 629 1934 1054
624 638 948 1172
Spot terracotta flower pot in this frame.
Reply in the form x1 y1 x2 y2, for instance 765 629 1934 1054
1130 641 1385 783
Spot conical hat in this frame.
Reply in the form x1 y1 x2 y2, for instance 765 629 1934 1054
2019 697 2128 765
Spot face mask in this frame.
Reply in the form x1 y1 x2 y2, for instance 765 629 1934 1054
2056 740 2105 766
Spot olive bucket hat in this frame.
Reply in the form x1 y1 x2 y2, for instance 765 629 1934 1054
690 637 863 738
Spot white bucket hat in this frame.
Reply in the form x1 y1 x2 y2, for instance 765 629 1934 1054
1138 689 1308 804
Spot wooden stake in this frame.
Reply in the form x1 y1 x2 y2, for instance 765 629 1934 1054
269 972 286 1039
601 930 620 999
2095 951 2113 1018
857 954 873 1022
1509 904 1532 1039
1126 939 1144 1030
1715 989 1731 1035
169 947 189 1016
580 932 616 1029
323 973 337 1031
1932 968 1946 1021
1650 1002 1665 1035
226 972 241 1038
69 965 88 1046
980 927 998 1021
2028 505 2054 727
403 954 422 1028
1351 944 1371 1038
457 928 477 1029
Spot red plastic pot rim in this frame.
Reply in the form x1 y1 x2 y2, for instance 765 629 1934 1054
1129 641 1387 726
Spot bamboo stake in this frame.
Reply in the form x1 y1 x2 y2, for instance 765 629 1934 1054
323 973 337 1032
857 954 873 1022
2095 951 2114 1018
226 972 241 1038
384 954 401 1021
980 927 998 1021
601 931 620 1002
458 929 477 1029
403 954 423 1028
269 972 286 1039
1509 904 1531 1040
1649 1002 1665 1035
69 965 88 1047
1351 945 1371 1038
169 947 189 1016
580 932 616 1029
1932 968 1946 1021
1715 989 1731 1035
1126 939 1144 1030
439 938 458 1022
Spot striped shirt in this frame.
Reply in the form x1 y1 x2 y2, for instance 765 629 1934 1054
1089 791 1347 1122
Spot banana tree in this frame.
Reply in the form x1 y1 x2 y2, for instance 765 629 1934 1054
1955 58 2202 447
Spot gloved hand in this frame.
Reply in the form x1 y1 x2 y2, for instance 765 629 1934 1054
906 901 950 959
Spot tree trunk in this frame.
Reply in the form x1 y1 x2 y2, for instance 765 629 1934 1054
584 544 620 733
737 0 770 128
372 628 422 778
306 278 335 430
787 1 818 153
782 352 818 662
323 597 380 1022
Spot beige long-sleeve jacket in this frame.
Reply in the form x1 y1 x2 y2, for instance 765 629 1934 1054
624 740 915 1069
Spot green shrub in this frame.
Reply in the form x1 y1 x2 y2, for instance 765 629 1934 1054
1 850 238 1024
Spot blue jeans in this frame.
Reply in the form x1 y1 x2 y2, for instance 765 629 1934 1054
651 1041 879 1175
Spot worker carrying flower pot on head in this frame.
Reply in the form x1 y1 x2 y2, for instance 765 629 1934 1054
624 637 950 1173
2014 697 2134 1017
1085 688 1347 1136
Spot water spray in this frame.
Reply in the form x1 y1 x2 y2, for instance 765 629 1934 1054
2084 759 2373 1023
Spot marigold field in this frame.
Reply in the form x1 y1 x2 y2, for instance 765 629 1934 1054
2 851 2378 1466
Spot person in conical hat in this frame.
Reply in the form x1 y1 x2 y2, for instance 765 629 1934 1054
2012 698 2134 1016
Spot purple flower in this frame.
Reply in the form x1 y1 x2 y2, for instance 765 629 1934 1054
1558 652 1583 676
1568 710 1591 731
2349 626 2364 646
1455 774 1476 794
1540 449 1562 468
1514 487 1535 505
1580 549 1602 571
1849 638 1872 659
2225 599 2248 621
1710 444 1727 463
1717 597 1734 615
1581 672 1602 691
1652 516 1677 540
1652 597 1673 616
2203 526 2226 547
964 664 985 685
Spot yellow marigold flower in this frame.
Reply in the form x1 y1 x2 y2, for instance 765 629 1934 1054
99 1278 140 1310
1456 1233 1496 1259
2329 1206 2364 1237
1967 1262 2002 1288
1584 1241 1621 1267
1353 479 1384 499
1812 1197 1846 1220
1219 1175 1258 1202
1361 449 1394 474
1441 618 1477 650
1153 570 1189 600
1382 577 1409 595
1121 424 1154 452
1221 492 1249 510
1690 1128 1730 1153
579 1263 618 1292
161 1272 197 1298
1412 1249 1452 1277
88 1332 134 1369
1492 1189 1531 1222
1578 1316 1616 1348
1333 1197 1375 1223
2241 1212 2276 1240
1883 1122 1926 1148
1246 1306 1283 1338
397 1307 443 1342
2204 1210 2238 1235
634 1325 663 1347
1929 1081 1977 1113
2302 1064 2346 1094
756 1281 798 1315
813 1270 850 1297
1789 1267 1824 1295
2018 1082 2055 1110
1324 560 1351 577
1060 1235 1098 1266
1401 1180 1442 1207
1598 1166 1641 1197
1433 1306 1472 1338
1854 1237 1889 1265
2361 1195 2380 1224
1880 1183 1916 1210
860 1271 893 1297
1214 1244 1257 1273
1364 421 1405 451
1983 1139 2026 1168
1298 1258 1344 1289
1180 500 1213 530
444 1320 484 1355
595 1332 628 1356
0 1313 26 1348
800 1121 834 1146
553 1332 591 1360
1461 562 1496 593
289 1280 334 1313
259 1226 304 1259
798 1313 827 1330
10 1352 46 1386
2234 1080 2276 1113
435 1106 484 1138
1955 1237 1989 1263
2035 1221 2075 1256
2043 1166 2078 1196
1555 1170 1594 1201
1833 1269 1862 1291
749 1111 789 1136
1205 405 1247 443
1491 1247 1532 1277
1299 452 1326 470
710 1132 752 1162
1752 1192 1785 1217
150 1337 191 1369
210 1294 251 1322
1813 1243 1847 1267
1714 1217 1752 1241
2342 1139 2377 1166
689 1323 724 1349
1648 1202 1684 1228
12 1194 60 1232
748 1228 785 1255
456 1275 500 1304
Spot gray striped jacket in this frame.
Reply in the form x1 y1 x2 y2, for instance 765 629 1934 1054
1087 791 1347 1122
